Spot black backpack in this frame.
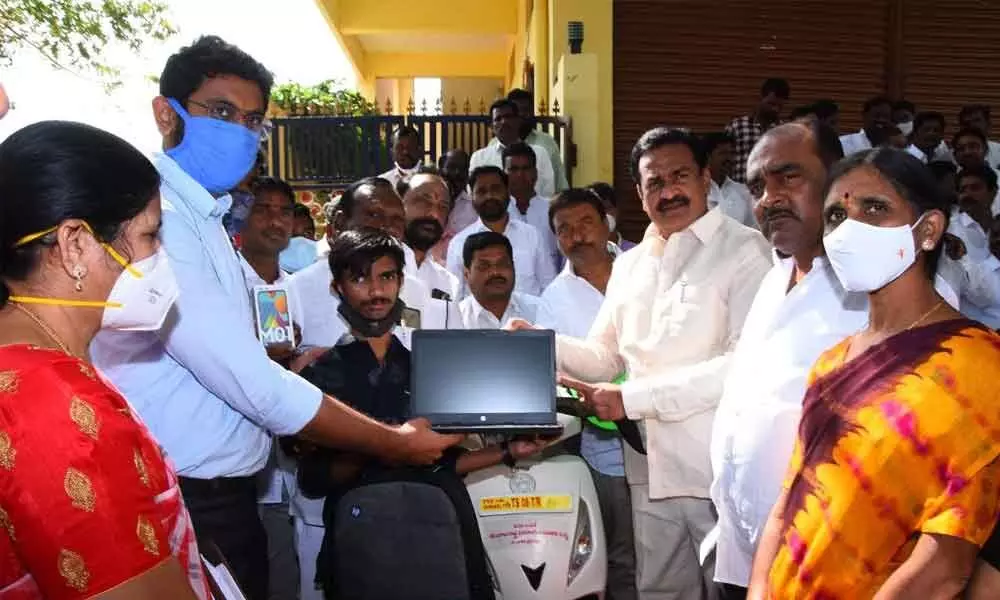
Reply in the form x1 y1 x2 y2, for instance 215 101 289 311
316 463 496 600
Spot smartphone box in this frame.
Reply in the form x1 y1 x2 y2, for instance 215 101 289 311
252 285 296 348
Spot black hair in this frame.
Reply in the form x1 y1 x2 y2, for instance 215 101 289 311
629 127 706 183
812 99 840 120
869 125 903 147
701 131 735 156
587 181 616 208
159 36 274 106
788 104 815 120
327 227 405 285
392 125 420 144
892 100 916 115
469 165 508 191
824 148 950 278
489 99 519 118
339 177 394 219
507 88 533 106
927 160 958 180
863 96 892 114
548 188 607 233
959 104 991 122
462 230 513 269
0 121 160 306
959 163 999 192
293 203 312 220
501 142 537 168
251 176 295 207
913 111 946 132
760 78 790 100
951 127 988 150
810 121 845 167
438 148 469 169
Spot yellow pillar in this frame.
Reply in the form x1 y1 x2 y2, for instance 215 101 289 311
555 52 608 186
529 1 549 106
548 0 613 184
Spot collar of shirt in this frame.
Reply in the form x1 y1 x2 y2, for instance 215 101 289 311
238 252 289 287
508 195 544 217
462 291 532 328
336 327 412 349
470 216 512 236
562 244 620 279
401 242 420 278
770 248 824 269
646 206 725 247
152 152 232 219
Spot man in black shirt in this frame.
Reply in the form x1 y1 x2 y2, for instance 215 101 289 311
292 228 548 597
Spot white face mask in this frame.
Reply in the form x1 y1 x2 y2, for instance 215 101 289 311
897 121 914 136
279 236 318 273
102 246 180 331
824 218 921 293
606 214 617 232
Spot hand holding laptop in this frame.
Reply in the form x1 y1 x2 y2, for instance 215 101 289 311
504 318 538 332
558 374 626 421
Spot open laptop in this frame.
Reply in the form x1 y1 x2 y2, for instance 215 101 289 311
411 329 563 435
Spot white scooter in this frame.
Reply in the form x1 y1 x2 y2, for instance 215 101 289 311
464 411 607 600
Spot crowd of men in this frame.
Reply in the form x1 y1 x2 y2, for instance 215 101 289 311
224 72 1000 600
35 29 993 600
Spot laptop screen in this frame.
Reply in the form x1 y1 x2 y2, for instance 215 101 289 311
411 329 557 426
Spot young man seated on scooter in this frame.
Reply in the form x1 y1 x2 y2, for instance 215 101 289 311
287 227 548 599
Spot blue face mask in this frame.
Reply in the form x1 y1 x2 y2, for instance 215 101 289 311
279 236 318 273
165 98 261 194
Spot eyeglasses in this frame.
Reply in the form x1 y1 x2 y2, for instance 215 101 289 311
187 99 273 139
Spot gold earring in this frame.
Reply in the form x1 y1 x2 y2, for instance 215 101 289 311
922 240 935 251
72 265 85 292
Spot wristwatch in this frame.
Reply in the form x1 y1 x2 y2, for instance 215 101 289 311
500 440 517 468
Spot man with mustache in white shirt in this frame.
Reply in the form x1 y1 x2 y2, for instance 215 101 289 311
707 120 867 600
517 127 772 599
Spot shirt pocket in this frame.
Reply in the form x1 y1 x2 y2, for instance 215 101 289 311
664 281 710 339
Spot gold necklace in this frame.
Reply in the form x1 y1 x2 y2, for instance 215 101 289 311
12 303 79 358
904 300 944 331
862 300 944 336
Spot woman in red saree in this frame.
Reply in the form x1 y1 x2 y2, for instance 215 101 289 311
0 122 207 598
749 148 1000 599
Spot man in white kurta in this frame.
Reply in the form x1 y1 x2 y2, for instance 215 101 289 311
552 128 771 600
707 122 867 598
470 99 557 198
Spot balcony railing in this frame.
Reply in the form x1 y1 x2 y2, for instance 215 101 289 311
268 113 573 189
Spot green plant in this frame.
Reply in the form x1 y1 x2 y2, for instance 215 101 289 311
271 80 376 116
0 0 176 91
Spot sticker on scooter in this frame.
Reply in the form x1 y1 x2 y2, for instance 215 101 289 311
478 494 573 515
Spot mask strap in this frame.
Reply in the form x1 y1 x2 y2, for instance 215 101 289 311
7 296 122 309
14 222 141 278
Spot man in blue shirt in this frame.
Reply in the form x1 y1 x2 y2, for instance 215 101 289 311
90 36 458 600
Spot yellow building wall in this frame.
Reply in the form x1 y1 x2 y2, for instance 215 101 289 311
374 77 414 114
440 78 505 113
547 0 613 184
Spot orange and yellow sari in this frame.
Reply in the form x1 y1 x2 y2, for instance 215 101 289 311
769 319 1000 599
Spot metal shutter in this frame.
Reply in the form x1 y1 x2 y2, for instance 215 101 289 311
612 0 889 240
900 0 1000 127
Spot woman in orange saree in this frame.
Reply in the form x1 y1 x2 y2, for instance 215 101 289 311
748 148 1000 599
0 122 207 599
